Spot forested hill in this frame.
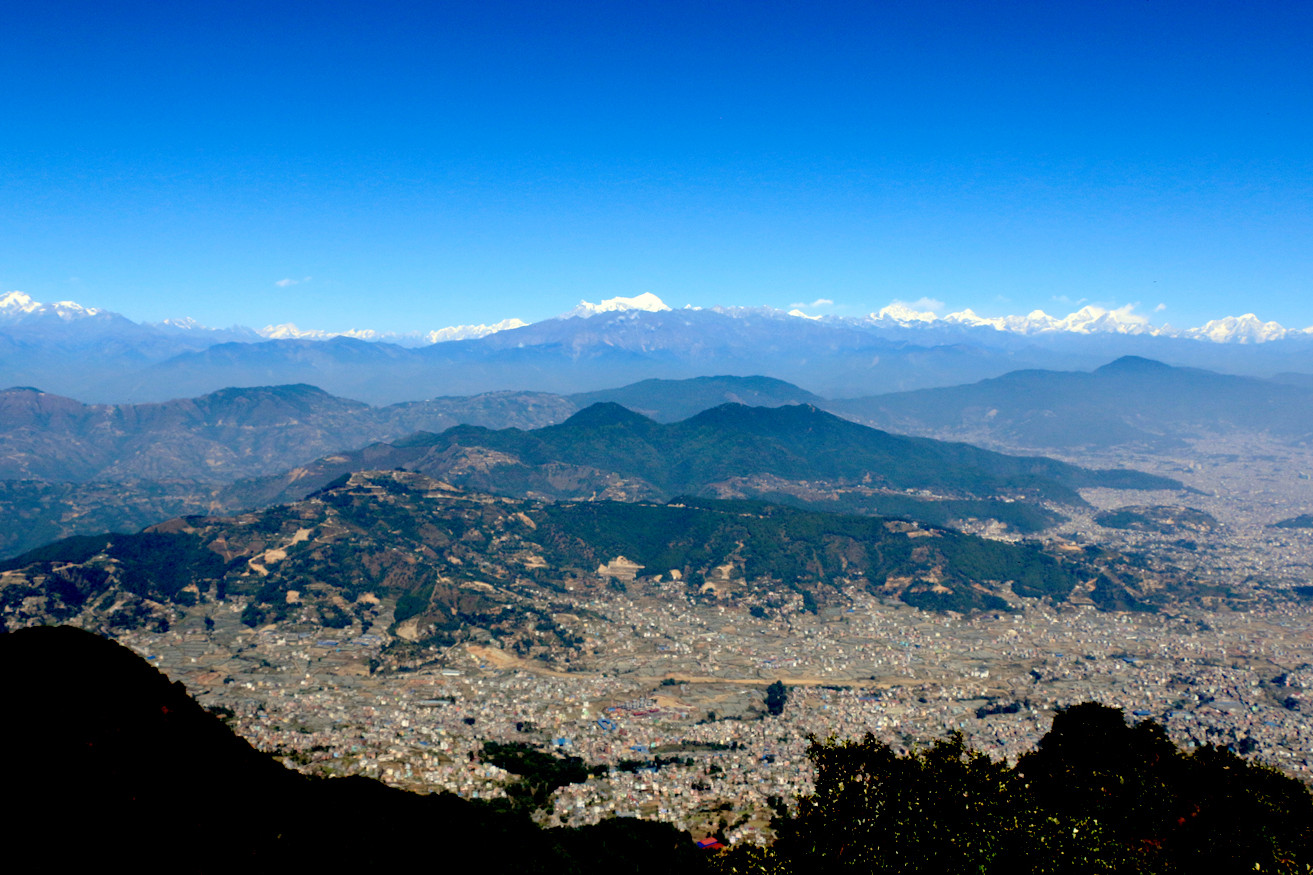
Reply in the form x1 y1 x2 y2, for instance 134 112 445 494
474 401 1177 498
1 471 1166 646
228 402 1178 535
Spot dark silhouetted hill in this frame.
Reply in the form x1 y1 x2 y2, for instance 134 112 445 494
0 625 706 873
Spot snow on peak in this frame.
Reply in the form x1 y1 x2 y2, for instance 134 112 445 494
560 292 671 319
1184 313 1292 344
0 291 101 320
260 322 316 340
873 303 1163 336
424 318 527 344
1051 304 1155 335
48 300 100 319
156 316 206 330
6 287 1311 349
0 291 41 315
859 301 1311 342
873 302 938 324
257 317 527 345
258 323 385 341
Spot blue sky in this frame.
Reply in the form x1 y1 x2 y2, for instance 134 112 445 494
2 0 1310 332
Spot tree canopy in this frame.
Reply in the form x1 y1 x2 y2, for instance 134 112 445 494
717 703 1313 873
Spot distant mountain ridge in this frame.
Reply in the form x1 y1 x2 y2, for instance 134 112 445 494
8 289 1313 404
832 355 1313 451
4 359 1299 559
0 383 563 482
0 376 815 484
571 375 823 422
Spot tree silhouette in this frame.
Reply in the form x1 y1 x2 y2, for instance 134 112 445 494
717 703 1313 873
765 681 788 716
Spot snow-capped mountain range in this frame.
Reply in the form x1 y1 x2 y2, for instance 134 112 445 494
1 288 1303 345
0 290 108 322
258 317 529 345
855 300 1305 344
251 292 669 343
8 287 1313 405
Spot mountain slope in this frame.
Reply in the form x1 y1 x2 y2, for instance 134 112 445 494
830 356 1313 451
0 384 574 483
398 401 1176 501
569 374 823 422
10 288 1313 404
0 375 816 485
0 472 1156 637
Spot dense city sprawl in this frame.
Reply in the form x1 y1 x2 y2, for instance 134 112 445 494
125 582 1313 842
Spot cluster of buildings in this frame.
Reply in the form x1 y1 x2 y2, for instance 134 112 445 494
115 570 1313 845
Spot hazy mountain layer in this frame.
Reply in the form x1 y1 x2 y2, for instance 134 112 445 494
83 309 1044 404
0 377 817 483
0 369 1195 558
0 377 865 557
0 384 574 482
831 356 1313 451
571 375 823 422
9 289 1313 405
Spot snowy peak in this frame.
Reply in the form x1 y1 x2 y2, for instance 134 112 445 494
0 291 41 316
874 302 938 324
879 303 1313 342
560 292 671 319
260 323 320 340
257 317 528 345
45 300 103 320
259 323 384 342
154 317 206 331
5 287 1313 347
423 318 527 343
1183 313 1299 344
1 291 103 321
1052 304 1155 335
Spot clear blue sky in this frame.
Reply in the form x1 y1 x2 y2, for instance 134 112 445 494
2 0 1310 332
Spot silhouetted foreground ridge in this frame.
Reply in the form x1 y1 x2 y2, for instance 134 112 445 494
0 626 704 873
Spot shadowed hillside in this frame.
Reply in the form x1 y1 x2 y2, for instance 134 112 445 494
0 624 706 873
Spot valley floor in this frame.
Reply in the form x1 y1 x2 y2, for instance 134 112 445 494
118 581 1313 846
